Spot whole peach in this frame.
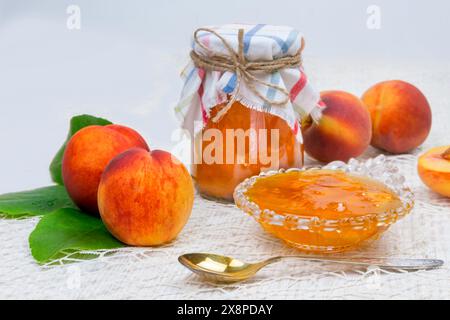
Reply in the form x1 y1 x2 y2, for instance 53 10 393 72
62 125 149 214
98 148 194 246
302 90 372 163
362 80 432 154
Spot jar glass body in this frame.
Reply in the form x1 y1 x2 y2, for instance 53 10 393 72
192 101 304 201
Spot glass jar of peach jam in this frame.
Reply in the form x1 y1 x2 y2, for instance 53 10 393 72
192 101 303 201
175 24 320 202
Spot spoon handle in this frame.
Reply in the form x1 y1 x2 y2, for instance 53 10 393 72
265 256 444 271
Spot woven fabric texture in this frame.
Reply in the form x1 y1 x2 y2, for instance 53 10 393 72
1 58 449 299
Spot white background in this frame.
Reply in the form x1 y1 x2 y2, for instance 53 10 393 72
1 0 449 193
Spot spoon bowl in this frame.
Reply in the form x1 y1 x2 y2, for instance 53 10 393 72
178 253 264 283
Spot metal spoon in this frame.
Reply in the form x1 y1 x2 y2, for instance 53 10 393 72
178 253 444 283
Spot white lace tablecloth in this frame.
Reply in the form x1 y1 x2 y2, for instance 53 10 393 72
1 59 450 300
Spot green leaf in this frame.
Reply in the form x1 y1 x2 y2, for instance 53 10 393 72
0 186 77 218
49 115 112 185
29 208 124 264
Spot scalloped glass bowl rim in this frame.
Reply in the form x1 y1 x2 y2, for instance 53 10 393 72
233 155 415 231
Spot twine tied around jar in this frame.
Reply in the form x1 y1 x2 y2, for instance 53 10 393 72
190 28 305 122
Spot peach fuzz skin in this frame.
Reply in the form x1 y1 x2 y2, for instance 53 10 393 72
418 146 450 198
62 124 149 215
98 148 194 246
362 80 432 154
302 90 372 163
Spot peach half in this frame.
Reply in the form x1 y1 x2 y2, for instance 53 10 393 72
418 146 450 198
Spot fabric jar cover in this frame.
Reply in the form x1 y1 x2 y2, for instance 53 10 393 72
175 24 323 142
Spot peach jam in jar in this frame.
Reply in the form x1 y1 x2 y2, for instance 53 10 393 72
192 101 303 201
175 24 321 201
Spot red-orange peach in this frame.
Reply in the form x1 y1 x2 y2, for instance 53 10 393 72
62 125 149 215
302 90 372 163
98 148 194 246
362 80 432 154
418 146 450 198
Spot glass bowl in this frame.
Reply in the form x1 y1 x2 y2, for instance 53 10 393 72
233 155 415 253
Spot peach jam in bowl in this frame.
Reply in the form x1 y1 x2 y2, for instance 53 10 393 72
234 155 414 253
